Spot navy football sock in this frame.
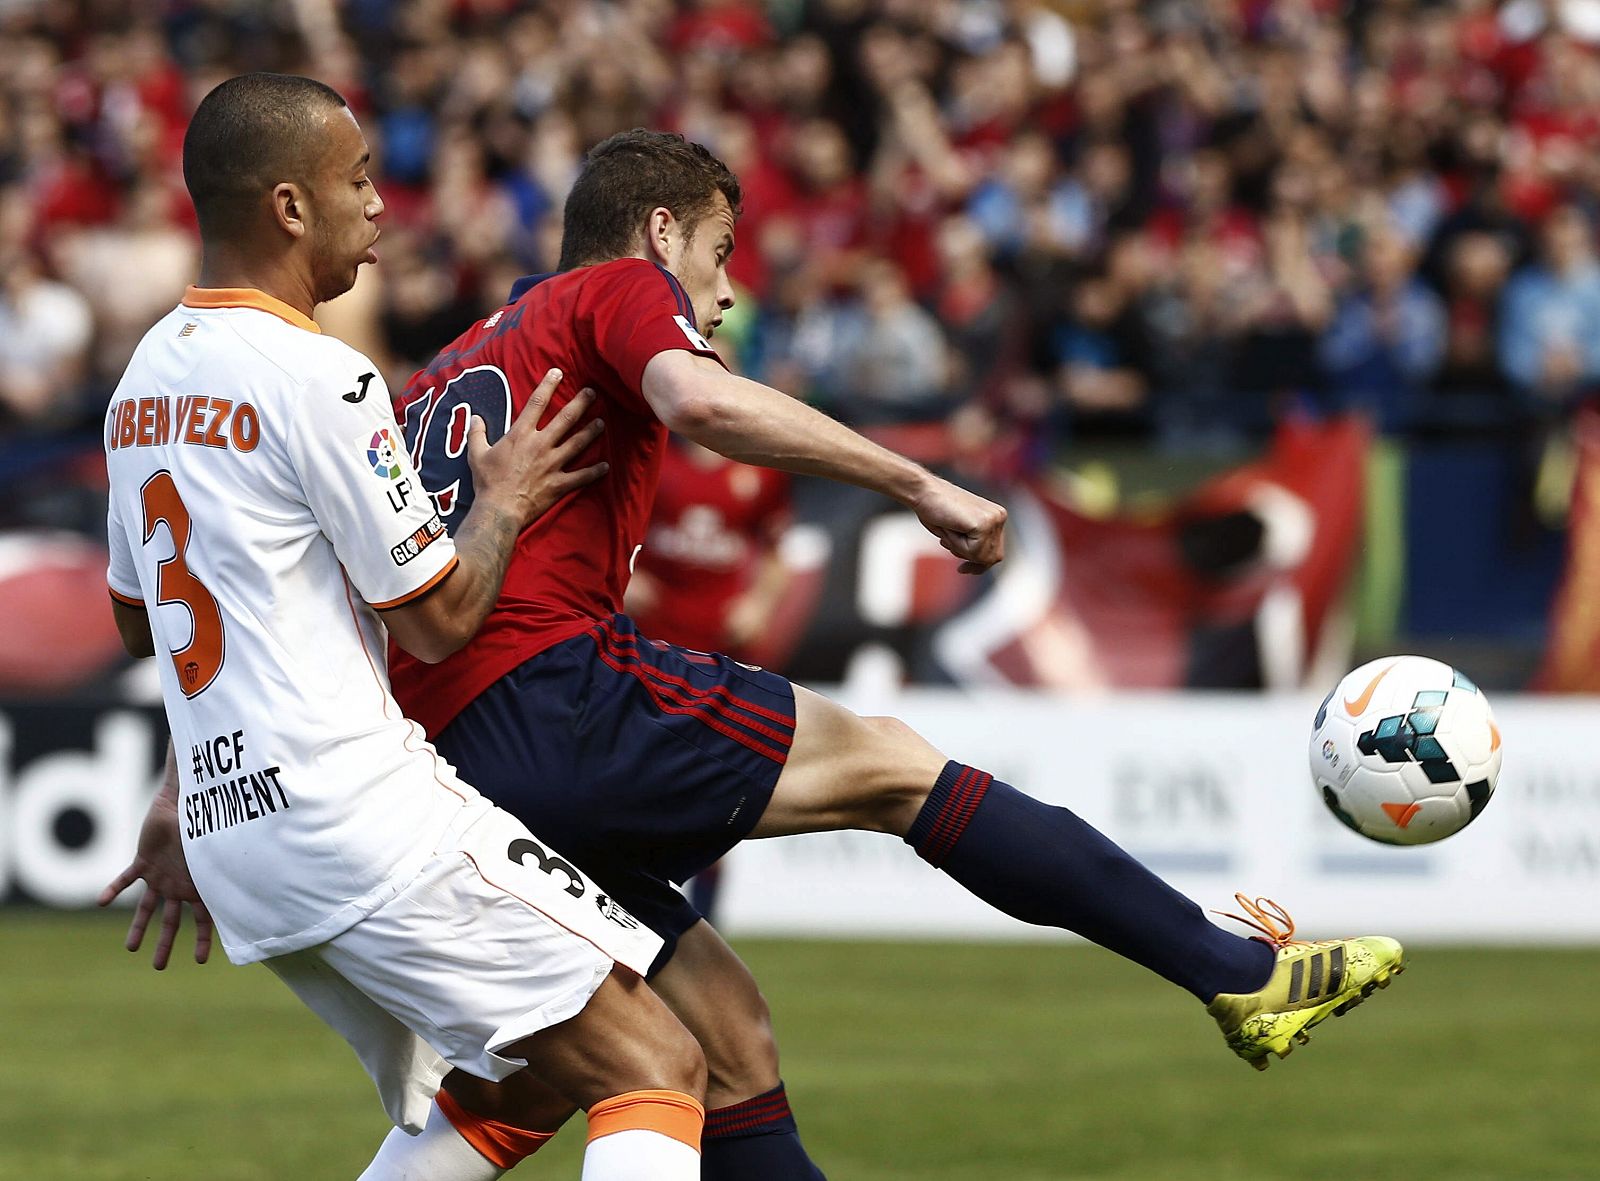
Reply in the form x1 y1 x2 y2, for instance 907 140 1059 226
701 1083 826 1181
905 762 1274 1001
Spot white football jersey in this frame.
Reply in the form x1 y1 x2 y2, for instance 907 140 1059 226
105 287 481 964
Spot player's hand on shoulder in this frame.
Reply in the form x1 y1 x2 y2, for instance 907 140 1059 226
468 367 609 528
912 476 1007 575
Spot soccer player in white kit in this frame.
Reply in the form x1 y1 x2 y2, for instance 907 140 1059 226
99 73 708 1181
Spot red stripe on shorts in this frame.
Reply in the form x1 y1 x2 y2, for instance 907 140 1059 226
598 619 797 728
589 632 792 763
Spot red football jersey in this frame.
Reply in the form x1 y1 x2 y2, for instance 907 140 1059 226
630 441 791 655
388 258 723 735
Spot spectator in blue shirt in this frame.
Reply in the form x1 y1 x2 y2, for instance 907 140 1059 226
1319 227 1446 431
1498 204 1600 409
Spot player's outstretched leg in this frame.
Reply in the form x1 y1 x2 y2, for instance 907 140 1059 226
758 691 1406 1066
1203 896 1405 1070
902 760 1276 999
903 761 1406 1064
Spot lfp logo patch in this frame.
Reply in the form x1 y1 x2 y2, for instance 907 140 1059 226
368 429 402 479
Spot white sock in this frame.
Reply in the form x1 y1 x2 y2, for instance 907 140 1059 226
580 1129 701 1180
358 1099 506 1181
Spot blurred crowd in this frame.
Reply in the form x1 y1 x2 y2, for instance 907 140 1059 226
5 0 1600 475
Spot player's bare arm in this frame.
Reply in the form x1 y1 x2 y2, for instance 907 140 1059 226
98 741 214 970
110 598 155 658
641 350 1006 573
382 367 607 662
103 604 213 966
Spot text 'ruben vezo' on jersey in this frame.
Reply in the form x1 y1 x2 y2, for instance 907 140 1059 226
106 394 261 452
184 728 291 840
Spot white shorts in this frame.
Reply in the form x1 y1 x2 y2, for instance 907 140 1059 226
266 802 664 1131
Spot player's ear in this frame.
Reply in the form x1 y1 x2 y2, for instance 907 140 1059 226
271 182 308 239
645 206 675 264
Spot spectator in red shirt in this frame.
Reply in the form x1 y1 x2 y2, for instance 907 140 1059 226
627 435 794 663
667 0 774 58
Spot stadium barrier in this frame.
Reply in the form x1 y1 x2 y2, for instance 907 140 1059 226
4 695 1595 944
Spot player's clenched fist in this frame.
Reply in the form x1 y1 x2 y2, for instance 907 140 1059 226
911 477 1007 574
468 368 609 529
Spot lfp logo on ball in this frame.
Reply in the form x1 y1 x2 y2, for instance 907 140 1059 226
368 429 402 479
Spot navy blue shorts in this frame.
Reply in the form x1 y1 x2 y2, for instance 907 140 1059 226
436 613 796 970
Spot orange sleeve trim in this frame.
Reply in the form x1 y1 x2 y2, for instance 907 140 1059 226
586 1089 704 1152
369 555 459 610
108 587 146 608
182 286 322 334
435 1090 555 1170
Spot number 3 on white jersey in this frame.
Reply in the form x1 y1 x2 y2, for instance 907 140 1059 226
140 469 226 697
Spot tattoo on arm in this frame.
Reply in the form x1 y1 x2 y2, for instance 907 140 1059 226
448 500 522 626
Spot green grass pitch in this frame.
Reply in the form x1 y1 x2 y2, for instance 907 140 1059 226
5 911 1599 1179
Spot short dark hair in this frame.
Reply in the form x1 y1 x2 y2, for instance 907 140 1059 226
182 73 349 240
558 129 742 270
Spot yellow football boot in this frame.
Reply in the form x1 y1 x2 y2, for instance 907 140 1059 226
1206 895 1405 1070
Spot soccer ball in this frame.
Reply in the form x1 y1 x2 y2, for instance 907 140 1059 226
1310 655 1502 845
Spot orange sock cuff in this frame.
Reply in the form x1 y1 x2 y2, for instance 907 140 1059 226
586 1088 705 1152
435 1088 557 1170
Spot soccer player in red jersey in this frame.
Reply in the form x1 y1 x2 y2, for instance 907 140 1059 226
387 131 1406 1178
